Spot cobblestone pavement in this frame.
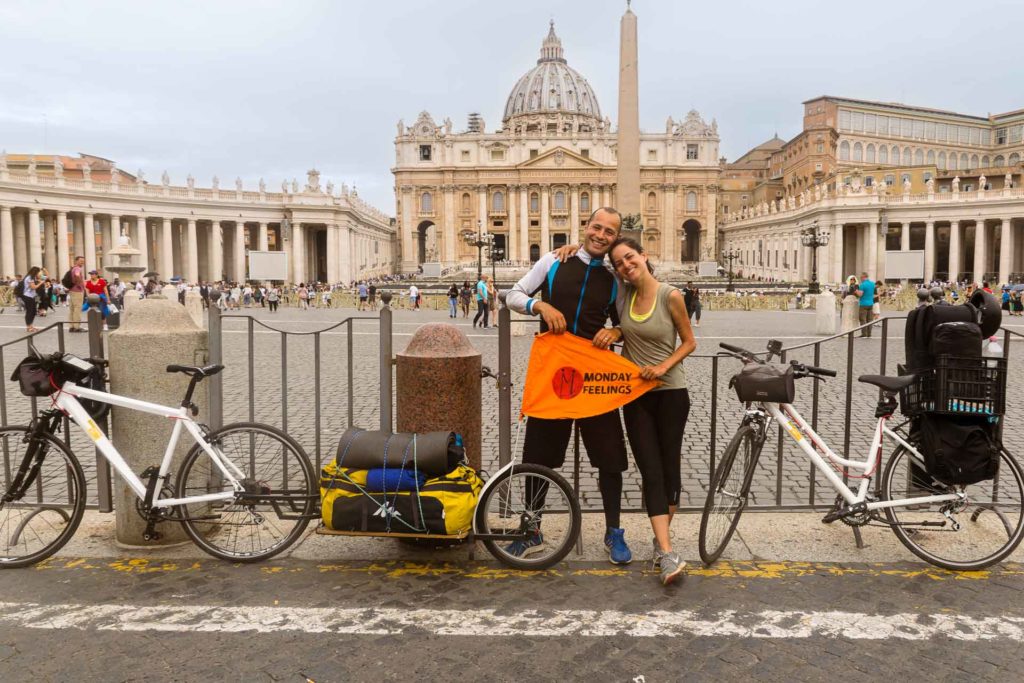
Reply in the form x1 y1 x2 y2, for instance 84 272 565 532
0 556 1022 680
2 303 1023 511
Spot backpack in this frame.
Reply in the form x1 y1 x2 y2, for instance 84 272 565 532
14 279 25 297
906 303 977 370
918 414 1000 485
930 321 982 358
61 269 75 290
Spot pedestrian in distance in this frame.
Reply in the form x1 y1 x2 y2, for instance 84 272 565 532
20 266 47 332
267 285 280 312
459 281 472 317
473 275 489 328
358 282 369 311
856 272 875 337
447 283 459 318
68 255 86 332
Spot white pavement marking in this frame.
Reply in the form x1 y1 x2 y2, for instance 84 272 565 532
0 602 1021 640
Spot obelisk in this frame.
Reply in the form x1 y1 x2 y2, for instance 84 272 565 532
617 1 641 217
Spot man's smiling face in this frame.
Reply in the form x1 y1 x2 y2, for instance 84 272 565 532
582 209 621 258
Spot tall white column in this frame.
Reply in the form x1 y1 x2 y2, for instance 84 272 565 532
0 206 13 278
235 221 246 282
519 186 529 261
82 213 96 275
160 217 174 280
924 221 935 282
339 222 352 284
900 222 911 251
973 220 986 284
400 186 415 273
999 218 1012 285
103 216 117 278
43 214 58 275
135 216 149 273
540 185 550 252
661 186 676 263
258 222 269 252
28 209 42 270
443 185 456 263
326 224 339 283
292 222 305 284
832 223 844 283
507 186 518 262
186 219 199 284
569 185 580 246
209 220 223 282
949 221 961 282
477 185 487 231
13 210 28 275
56 211 70 275
865 223 878 279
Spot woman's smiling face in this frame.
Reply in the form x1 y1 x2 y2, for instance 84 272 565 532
611 243 646 284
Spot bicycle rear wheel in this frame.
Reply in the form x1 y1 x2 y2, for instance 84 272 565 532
475 463 581 570
698 425 760 566
883 444 1024 571
0 427 86 568
176 422 316 562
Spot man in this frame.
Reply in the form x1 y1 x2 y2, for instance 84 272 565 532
368 283 377 309
682 281 695 319
408 283 419 310
856 272 875 337
506 207 632 564
473 276 489 328
357 282 369 311
68 255 86 332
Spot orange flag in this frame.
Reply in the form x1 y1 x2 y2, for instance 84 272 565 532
520 332 659 420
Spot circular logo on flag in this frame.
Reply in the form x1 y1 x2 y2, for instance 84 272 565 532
552 366 584 400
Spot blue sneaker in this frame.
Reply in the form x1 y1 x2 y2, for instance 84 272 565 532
505 532 544 558
604 527 632 565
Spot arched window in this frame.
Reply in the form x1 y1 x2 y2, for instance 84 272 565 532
938 151 946 169
420 192 433 213
879 145 888 164
839 141 850 160
580 192 590 213
866 144 876 163
960 153 969 169
970 154 979 169
461 193 470 211
902 147 912 165
1010 153 1020 166
492 191 504 212
853 142 863 162
994 155 1006 166
554 191 566 210
891 145 900 163
686 191 698 211
926 150 935 166
982 155 991 167
914 149 924 165
647 191 658 210
949 153 958 170
530 192 539 212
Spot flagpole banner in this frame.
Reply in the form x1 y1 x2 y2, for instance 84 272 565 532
520 332 659 420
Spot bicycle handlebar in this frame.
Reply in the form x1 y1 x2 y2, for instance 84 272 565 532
801 364 837 378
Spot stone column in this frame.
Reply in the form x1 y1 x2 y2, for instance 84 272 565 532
876 226 887 281
13 210 28 275
519 186 529 261
27 209 42 270
235 221 246 282
43 214 57 274
477 185 487 233
866 223 878 279
569 185 580 246
949 220 961 282
209 220 224 282
160 217 174 280
443 185 456 263
832 223 844 283
56 211 70 275
540 185 550 252
924 221 936 282
999 218 1012 285
292 222 305 284
507 185 518 262
901 222 911 252
82 213 96 275
0 206 13 277
339 221 352 285
186 219 199 284
135 216 149 273
257 222 269 252
399 186 415 273
326 224 339 283
661 186 676 263
616 5 640 216
973 220 986 283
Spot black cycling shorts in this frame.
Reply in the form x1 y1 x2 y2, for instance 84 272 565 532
522 410 627 472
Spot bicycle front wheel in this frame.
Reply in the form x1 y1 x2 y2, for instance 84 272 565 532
475 463 581 570
0 427 86 568
883 444 1024 571
176 422 316 562
698 424 760 566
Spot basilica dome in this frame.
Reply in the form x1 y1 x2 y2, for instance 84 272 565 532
502 22 602 130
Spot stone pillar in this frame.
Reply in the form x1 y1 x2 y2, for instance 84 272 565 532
400 186 415 273
519 186 529 261
292 222 305 284
443 185 456 263
82 213 96 275
160 217 174 280
135 216 149 273
973 220 986 284
477 185 487 233
661 186 675 263
901 222 911 252
327 224 339 283
540 185 550 252
866 223 878 279
999 218 1012 285
43 213 57 274
339 221 352 285
235 221 246 282
209 220 224 282
258 222 269 252
0 206 13 277
13 210 27 275
814 291 837 335
616 5 640 216
876 226 887 282
949 220 961 282
396 323 482 470
569 185 580 246
832 223 844 283
186 219 199 284
108 297 207 545
507 185 518 262
924 221 936 282
56 211 70 275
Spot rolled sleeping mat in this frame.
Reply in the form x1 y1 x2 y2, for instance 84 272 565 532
969 290 1002 338
334 428 464 477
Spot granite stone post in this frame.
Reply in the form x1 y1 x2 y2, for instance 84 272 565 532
396 323 482 470
185 290 204 328
840 294 860 333
108 297 208 545
814 292 837 335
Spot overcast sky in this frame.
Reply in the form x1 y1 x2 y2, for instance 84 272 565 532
2 0 1021 212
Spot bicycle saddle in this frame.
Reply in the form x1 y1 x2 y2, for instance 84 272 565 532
856 374 916 392
166 363 225 377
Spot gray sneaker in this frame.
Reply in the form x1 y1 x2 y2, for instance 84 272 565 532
659 551 686 586
651 537 666 568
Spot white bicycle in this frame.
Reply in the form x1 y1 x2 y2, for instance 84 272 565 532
0 347 317 567
700 341 1024 571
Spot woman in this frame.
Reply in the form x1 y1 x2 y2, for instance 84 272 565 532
83 270 111 324
20 266 47 332
486 275 498 328
598 237 697 586
690 286 702 327
459 281 472 318
267 286 280 313
297 283 309 310
447 283 459 318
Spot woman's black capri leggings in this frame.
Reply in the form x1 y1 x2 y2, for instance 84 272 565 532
622 388 691 517
22 296 37 327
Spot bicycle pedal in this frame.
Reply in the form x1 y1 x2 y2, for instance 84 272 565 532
142 530 162 542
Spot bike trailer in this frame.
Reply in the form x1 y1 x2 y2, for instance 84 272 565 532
319 461 482 535
730 363 795 403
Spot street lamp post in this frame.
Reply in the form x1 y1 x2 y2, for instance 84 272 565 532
720 248 740 292
490 246 504 283
462 220 495 282
800 220 831 295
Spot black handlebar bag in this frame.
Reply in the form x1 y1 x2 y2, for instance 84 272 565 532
731 363 796 403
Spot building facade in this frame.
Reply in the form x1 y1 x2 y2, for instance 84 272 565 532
721 96 1024 285
0 153 395 284
392 23 721 274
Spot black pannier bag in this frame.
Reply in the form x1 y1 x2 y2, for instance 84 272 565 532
930 321 982 358
907 303 976 370
918 413 1000 485
10 354 95 398
731 363 795 404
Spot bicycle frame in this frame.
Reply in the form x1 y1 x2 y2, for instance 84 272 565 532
51 382 246 509
760 401 964 511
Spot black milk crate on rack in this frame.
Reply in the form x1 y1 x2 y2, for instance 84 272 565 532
898 355 1007 417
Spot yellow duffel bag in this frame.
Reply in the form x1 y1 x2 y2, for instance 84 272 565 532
320 462 482 535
